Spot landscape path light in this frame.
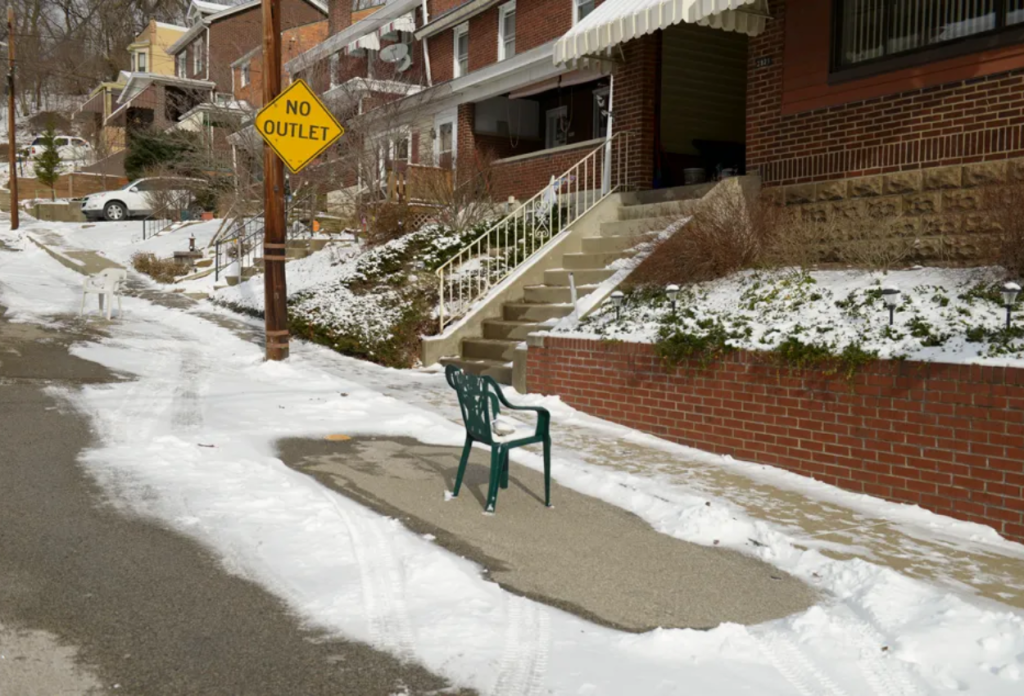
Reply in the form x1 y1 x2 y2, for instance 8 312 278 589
666 284 680 316
882 286 900 326
1002 281 1020 330
610 290 624 321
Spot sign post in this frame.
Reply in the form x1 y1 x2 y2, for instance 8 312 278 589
256 0 343 361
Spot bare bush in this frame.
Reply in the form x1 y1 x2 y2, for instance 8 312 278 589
131 252 184 284
627 190 784 287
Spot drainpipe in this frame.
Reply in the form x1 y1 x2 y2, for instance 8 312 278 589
421 0 432 87
601 73 613 195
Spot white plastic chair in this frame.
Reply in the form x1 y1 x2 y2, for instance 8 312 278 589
81 268 127 320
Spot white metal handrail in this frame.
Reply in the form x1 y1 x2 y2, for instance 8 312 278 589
436 130 632 331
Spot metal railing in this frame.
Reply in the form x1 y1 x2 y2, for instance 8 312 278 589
214 215 264 281
141 213 175 240
435 131 632 331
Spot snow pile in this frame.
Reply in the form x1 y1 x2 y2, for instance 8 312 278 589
213 224 477 367
554 267 1024 366
3 235 1024 695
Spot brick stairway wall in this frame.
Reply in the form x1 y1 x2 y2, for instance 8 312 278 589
527 336 1024 543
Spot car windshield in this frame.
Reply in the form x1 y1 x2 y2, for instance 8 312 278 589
31 137 45 145
122 179 144 190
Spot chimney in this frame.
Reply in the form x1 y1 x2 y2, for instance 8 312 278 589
329 0 353 35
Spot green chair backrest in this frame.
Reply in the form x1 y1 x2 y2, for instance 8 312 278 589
445 365 498 444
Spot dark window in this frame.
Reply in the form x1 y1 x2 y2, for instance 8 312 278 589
834 0 1024 71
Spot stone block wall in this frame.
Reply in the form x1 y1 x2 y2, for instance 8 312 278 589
771 158 1024 265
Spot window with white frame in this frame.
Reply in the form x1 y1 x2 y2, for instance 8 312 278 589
329 52 340 89
498 2 516 60
240 63 250 87
177 52 186 77
436 120 454 168
193 42 204 75
545 106 567 148
453 23 469 77
136 51 147 72
593 86 609 139
574 0 596 23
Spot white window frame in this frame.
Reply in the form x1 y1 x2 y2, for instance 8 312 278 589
136 51 147 73
329 52 340 89
545 105 567 149
593 85 609 139
498 1 516 61
193 42 203 75
453 22 469 78
240 63 250 87
573 0 595 24
434 108 457 167
177 52 186 78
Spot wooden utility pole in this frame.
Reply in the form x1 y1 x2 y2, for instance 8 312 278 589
7 6 18 230
261 0 288 360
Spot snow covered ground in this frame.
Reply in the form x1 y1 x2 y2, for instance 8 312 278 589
2 223 1024 695
32 218 225 268
554 267 1024 367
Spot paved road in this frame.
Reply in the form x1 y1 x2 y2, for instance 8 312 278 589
0 305 472 696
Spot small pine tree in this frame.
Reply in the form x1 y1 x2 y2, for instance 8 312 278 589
33 126 62 201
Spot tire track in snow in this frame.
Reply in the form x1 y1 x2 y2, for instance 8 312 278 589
492 596 550 696
834 604 927 696
320 488 416 660
759 632 852 696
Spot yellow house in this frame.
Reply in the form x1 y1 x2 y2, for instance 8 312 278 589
127 20 188 76
76 20 187 172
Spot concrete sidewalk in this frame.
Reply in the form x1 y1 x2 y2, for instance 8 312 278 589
278 436 817 632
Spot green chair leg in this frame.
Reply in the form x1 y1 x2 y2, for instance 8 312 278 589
452 435 473 498
499 449 510 490
543 436 552 507
485 446 502 513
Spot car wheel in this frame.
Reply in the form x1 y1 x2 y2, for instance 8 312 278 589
103 201 127 221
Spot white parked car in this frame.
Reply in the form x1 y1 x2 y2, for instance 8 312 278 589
80 177 205 222
28 134 93 161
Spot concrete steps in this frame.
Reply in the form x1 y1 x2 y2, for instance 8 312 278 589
463 337 518 362
441 181 717 385
524 284 598 304
482 319 540 341
439 356 513 383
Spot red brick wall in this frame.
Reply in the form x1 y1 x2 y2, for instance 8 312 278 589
528 337 1024 543
615 34 659 191
179 0 326 93
749 0 1024 185
237 21 328 107
489 140 603 200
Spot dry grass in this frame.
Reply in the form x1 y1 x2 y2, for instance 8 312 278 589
627 192 784 287
362 202 412 247
131 252 185 284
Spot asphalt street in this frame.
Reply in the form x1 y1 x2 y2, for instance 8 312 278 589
0 302 473 696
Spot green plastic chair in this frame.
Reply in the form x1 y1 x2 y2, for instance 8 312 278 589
445 365 552 513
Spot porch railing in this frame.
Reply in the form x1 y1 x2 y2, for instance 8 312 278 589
435 131 632 332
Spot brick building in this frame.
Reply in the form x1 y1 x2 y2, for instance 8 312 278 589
169 0 327 95
286 0 763 201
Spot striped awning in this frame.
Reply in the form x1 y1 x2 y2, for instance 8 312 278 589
347 32 382 54
377 12 416 38
554 0 768 65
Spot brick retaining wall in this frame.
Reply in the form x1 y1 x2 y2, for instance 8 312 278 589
527 336 1024 543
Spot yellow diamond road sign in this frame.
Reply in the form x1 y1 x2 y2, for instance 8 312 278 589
254 79 344 173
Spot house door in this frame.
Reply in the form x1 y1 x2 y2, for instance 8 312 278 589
434 109 457 170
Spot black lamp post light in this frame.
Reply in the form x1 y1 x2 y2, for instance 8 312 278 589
882 286 900 326
610 290 624 321
1002 281 1021 330
666 284 680 316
